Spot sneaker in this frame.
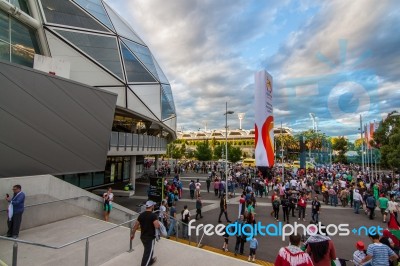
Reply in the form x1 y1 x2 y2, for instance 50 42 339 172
303 219 306 221
225 248 228 252
248 258 251 261
252 258 255 262
227 220 232 223
218 220 222 223
298 218 300 220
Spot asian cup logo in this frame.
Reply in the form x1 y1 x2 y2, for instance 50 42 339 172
266 78 273 94
285 39 378 129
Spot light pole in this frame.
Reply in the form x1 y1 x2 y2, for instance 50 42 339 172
359 115 364 173
224 102 234 204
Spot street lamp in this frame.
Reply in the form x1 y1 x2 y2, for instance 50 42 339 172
224 102 234 204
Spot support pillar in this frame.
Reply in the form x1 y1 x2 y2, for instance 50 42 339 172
130 156 137 191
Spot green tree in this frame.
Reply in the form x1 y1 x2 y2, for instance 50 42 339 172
167 142 182 160
229 145 242 163
372 112 400 169
195 140 212 161
331 136 348 163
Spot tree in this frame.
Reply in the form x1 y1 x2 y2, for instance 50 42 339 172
331 136 348 163
195 140 212 161
167 142 182 160
372 112 400 169
229 145 242 163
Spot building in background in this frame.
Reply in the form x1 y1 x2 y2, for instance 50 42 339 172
0 0 176 188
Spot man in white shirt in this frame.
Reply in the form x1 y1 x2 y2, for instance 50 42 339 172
353 189 363 214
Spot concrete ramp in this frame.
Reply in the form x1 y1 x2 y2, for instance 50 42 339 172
0 216 134 266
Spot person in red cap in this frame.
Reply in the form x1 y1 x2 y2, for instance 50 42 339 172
353 241 371 266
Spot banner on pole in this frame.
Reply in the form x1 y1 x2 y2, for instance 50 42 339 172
254 70 274 167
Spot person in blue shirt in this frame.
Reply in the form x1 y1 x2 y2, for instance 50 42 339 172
248 236 258 262
362 233 398 266
5 184 25 238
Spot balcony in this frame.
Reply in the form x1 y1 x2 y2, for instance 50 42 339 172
108 131 167 156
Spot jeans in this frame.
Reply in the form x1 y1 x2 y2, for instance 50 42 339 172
368 207 375 220
354 200 361 213
329 195 337 206
167 218 176 237
218 209 230 222
235 236 245 254
273 206 279 220
298 206 305 219
312 211 319 223
182 224 188 238
190 190 195 199
282 207 289 223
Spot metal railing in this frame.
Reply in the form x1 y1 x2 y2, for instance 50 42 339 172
109 131 167 152
0 196 139 266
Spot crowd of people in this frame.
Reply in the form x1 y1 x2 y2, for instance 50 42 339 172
146 159 400 265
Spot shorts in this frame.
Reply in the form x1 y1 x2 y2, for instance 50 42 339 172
104 203 112 212
381 208 387 214
250 248 256 256
224 237 229 244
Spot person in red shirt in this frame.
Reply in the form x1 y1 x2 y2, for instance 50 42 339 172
297 193 307 221
275 234 313 266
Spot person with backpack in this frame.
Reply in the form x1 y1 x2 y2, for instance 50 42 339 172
181 205 190 238
273 195 281 221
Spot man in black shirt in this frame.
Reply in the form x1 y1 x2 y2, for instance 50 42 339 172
131 201 160 266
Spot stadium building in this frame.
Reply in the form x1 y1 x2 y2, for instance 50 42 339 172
0 0 177 188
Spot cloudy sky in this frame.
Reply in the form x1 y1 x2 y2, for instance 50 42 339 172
108 0 400 140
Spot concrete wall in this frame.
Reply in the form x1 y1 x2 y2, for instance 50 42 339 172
0 175 137 234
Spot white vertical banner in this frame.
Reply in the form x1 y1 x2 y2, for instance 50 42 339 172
254 70 274 167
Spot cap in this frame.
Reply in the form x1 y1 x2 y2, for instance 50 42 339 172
356 241 365 250
145 200 156 208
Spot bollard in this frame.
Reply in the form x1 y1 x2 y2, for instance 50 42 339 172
85 238 89 266
12 241 18 266
128 233 134 252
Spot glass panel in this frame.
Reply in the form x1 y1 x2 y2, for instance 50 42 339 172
63 174 80 187
0 40 10 62
10 0 30 14
93 172 105 186
122 39 158 80
55 29 123 79
103 2 145 45
73 0 114 30
161 84 175 112
120 42 156 82
79 172 93 188
0 11 9 43
153 55 169 84
161 89 175 120
10 16 40 68
41 0 109 32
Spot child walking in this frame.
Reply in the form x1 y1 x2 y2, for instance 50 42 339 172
248 236 258 262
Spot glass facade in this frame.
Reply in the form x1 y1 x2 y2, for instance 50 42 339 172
73 0 114 31
41 0 109 32
122 39 159 81
57 156 144 188
0 11 40 67
55 29 124 79
121 42 156 83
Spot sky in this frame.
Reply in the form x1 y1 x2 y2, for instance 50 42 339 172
107 0 400 141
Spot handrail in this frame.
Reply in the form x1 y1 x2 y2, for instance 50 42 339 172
0 195 139 266
0 216 137 249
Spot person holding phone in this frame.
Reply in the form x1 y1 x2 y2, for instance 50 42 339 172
5 184 25 238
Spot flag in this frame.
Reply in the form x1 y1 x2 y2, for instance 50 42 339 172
254 70 274 167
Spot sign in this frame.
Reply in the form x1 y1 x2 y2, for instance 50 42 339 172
148 177 164 203
33 54 71 79
254 70 274 167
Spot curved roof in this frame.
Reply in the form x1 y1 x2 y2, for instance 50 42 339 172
39 0 176 135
